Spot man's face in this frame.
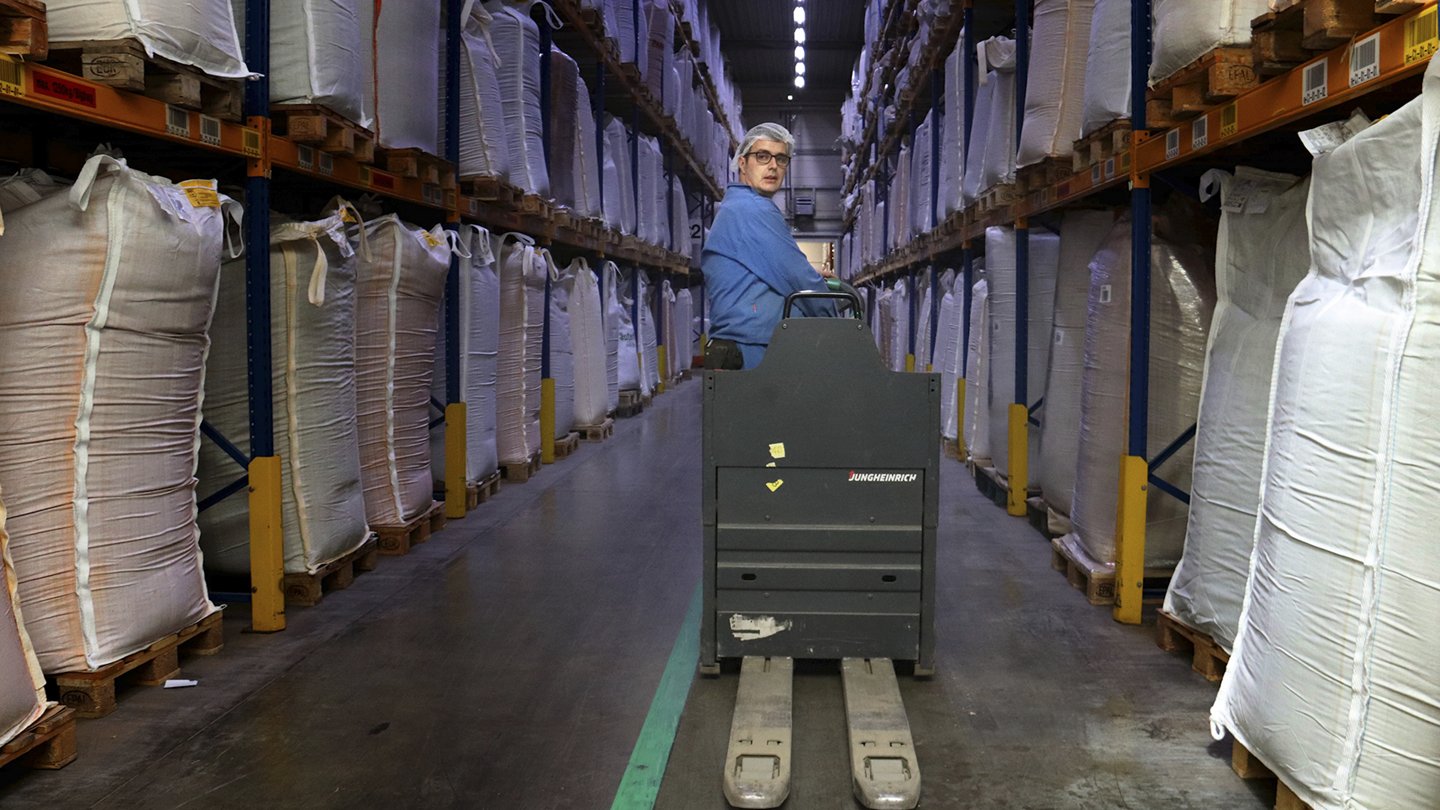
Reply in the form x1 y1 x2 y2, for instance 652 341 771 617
738 138 790 197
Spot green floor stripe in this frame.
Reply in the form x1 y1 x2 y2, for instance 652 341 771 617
611 583 702 810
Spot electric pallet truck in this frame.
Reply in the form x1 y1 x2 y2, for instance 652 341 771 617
702 280 940 809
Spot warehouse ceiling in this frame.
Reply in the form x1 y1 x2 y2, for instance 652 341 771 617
710 2 1019 109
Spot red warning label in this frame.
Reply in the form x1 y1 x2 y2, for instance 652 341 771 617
32 72 97 108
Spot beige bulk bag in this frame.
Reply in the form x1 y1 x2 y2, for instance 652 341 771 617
964 277 991 463
0 488 47 747
431 225 502 485
45 0 250 79
355 217 455 526
198 209 371 576
496 233 557 464
985 226 1060 479
571 261 610 426
1016 0 1095 166
0 155 233 672
550 261 577 440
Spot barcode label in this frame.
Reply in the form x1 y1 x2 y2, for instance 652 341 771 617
0 56 22 97
1103 157 1116 180
199 114 221 146
1099 284 1113 304
1220 104 1238 138
1091 163 1101 185
166 105 191 138
359 166 372 186
318 152 334 175
242 127 262 158
1302 59 1328 105
297 144 315 170
1165 129 1180 160
1406 6 1439 65
1350 34 1381 87
1192 116 1209 150
467 198 481 216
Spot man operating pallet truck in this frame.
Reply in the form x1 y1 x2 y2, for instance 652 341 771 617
701 124 940 809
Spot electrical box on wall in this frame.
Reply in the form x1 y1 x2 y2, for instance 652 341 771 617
793 190 816 217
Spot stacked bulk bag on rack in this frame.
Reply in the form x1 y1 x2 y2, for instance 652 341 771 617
603 117 637 235
1017 0 1095 167
46 0 250 78
616 271 644 393
912 112 935 235
355 217 454 526
893 142 911 246
458 3 511 181
670 176 689 255
490 0 554 197
1164 168 1309 653
640 135 667 246
1211 72 1440 808
639 276 661 391
914 270 934 371
496 234 553 463
985 226 1060 479
1038 210 1113 524
601 262 623 412
675 288 695 372
364 0 440 152
1082 0 1131 135
430 225 501 486
0 155 231 672
964 276 991 463
235 0 367 124
939 40 967 217
200 207 370 577
644 0 674 104
0 488 47 748
550 47 603 218
1150 0 1270 84
571 261 610 427
551 259 579 440
614 0 650 75
934 271 962 439
1062 202 1215 572
963 37 1018 202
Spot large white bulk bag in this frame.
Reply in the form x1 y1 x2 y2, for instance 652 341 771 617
0 489 47 748
1038 209 1113 518
1163 169 1309 653
639 277 660 391
489 1 555 197
964 278 991 462
939 38 968 216
886 283 910 371
985 226 1060 479
603 117 637 235
430 225 501 485
616 271 642 392
1082 0 1131 135
356 217 453 526
1064 205 1214 569
364 0 440 152
550 47 602 218
614 0 650 75
235 0 366 124
458 3 511 181
571 261 610 426
670 176 689 255
1150 0 1269 85
913 112 935 234
551 261 578 439
1210 74 1440 809
199 210 370 577
640 135 666 245
1017 0 1095 167
934 272 962 439
644 0 674 104
0 155 231 672
496 234 557 463
975 38 1018 194
45 0 249 79
600 262 623 411
675 288 695 372
961 61 996 206
915 271 934 370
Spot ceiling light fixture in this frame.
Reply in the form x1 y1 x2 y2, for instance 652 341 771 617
794 45 805 61
787 94 794 100
793 6 805 24
794 75 806 88
794 27 806 44
795 61 806 76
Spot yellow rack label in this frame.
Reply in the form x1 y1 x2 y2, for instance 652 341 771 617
179 179 220 209
0 55 23 98
241 127 262 158
1406 6 1439 65
1220 104 1238 139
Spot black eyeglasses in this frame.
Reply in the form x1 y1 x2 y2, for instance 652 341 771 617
744 150 791 168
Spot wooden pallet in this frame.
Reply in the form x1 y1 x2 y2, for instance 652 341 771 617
434 469 503 511
52 611 224 718
0 0 46 59
976 183 1016 215
1377 0 1429 13
0 705 76 770
576 418 615 442
617 388 646 418
1155 608 1230 682
1016 157 1071 194
972 464 1008 509
1147 47 1259 127
552 431 580 460
281 535 379 607
45 39 243 120
1050 536 1117 606
1071 120 1132 172
375 500 446 556
1231 738 1315 810
461 174 509 202
1025 496 1063 540
519 193 552 217
380 147 452 187
1252 0 1381 77
502 451 543 484
271 104 376 162
942 438 963 460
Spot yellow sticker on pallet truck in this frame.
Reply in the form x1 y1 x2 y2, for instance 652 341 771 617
768 442 786 459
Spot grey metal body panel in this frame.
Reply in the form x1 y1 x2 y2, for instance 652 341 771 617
702 316 940 671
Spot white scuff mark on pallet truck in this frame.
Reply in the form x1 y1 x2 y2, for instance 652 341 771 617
730 615 793 641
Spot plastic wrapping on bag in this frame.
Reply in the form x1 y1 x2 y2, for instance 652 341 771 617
0 488 47 748
1017 0 1095 166
1150 0 1270 84
1038 210 1114 518
234 0 365 124
1162 169 1309 653
549 48 602 218
603 117 637 235
934 271 962 439
458 4 511 180
964 277 991 462
200 211 370 577
571 261 610 426
550 262 577 439
639 276 660 391
637 135 665 245
615 269 642 392
430 225 501 486
1212 69 1440 809
0 156 227 672
985 226 1060 478
1082 0 1131 135
961 49 999 205
496 234 553 463
644 0 674 105
356 217 453 526
675 288 695 372
490 1 552 197
365 0 440 152
1066 203 1215 569
975 38 1018 194
913 112 935 235
601 263 623 411
47 0 249 78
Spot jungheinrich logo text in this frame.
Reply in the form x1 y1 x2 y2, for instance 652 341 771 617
847 471 919 483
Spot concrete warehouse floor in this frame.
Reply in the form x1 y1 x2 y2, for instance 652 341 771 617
0 381 1273 809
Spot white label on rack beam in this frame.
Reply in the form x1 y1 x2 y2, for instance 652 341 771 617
199 114 221 147
1303 59 1328 106
1103 157 1116 181
1350 34 1381 87
1192 116 1209 151
1091 163 1102 185
318 151 334 176
1165 129 1180 160
166 105 191 139
297 144 315 171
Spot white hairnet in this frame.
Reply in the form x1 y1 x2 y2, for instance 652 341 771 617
735 122 796 169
